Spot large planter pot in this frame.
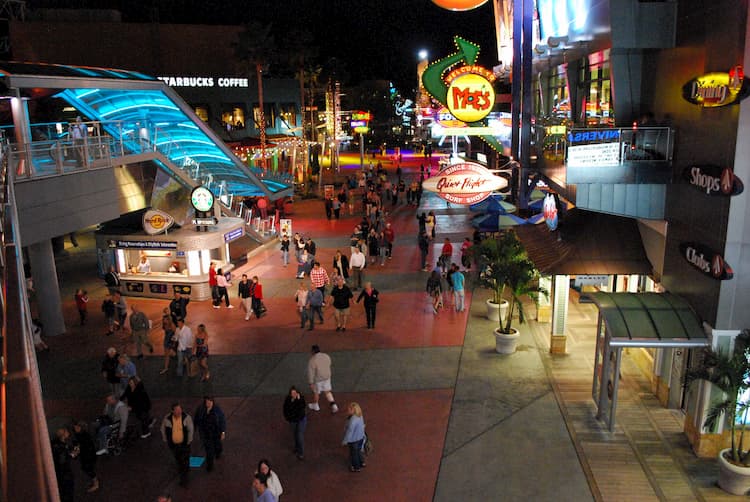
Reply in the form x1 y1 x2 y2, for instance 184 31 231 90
494 327 520 354
718 448 750 495
486 299 509 322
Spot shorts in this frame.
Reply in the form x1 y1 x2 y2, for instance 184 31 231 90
313 379 332 394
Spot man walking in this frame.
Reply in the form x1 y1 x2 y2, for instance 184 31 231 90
174 318 194 377
384 223 395 259
113 291 128 332
169 292 189 323
309 261 330 298
238 274 253 321
418 231 430 271
329 277 354 331
452 268 466 312
349 247 366 291
305 283 324 330
160 403 194 486
193 396 226 472
307 345 338 414
129 304 153 359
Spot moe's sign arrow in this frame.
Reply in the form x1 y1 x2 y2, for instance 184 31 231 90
679 242 734 280
682 165 744 196
422 162 507 204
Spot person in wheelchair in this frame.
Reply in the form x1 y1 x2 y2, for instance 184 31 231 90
95 393 129 455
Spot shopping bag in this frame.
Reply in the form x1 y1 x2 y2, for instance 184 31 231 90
361 433 374 455
188 357 200 377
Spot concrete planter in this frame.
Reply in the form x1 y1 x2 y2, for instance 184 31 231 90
486 299 509 323
494 327 520 354
718 448 750 495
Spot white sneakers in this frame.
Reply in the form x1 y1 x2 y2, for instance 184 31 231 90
331 404 339 414
308 402 320 411
227 305 235 309
95 448 108 456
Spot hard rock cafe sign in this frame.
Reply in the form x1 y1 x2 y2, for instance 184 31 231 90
143 209 175 235
422 162 507 205
679 242 734 280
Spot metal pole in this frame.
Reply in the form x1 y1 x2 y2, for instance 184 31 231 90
359 132 364 169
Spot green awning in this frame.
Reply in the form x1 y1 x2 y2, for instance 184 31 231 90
580 292 709 348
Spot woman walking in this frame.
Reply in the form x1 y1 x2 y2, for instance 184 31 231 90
254 459 284 500
121 376 154 438
283 386 307 460
280 233 290 267
75 288 89 325
342 402 366 472
426 271 443 314
356 281 380 329
251 276 265 319
72 420 99 492
194 396 226 472
195 323 210 381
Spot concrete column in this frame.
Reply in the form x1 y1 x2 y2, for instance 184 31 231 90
27 239 66 336
550 274 570 354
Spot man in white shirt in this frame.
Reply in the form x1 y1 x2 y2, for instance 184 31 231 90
175 318 194 377
349 247 366 291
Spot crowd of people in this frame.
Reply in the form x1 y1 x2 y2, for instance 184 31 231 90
51 152 473 500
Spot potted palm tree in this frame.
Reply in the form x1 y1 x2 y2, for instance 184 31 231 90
474 233 520 323
685 330 750 495
476 233 547 354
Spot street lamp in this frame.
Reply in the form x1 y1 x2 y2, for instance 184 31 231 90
418 49 428 61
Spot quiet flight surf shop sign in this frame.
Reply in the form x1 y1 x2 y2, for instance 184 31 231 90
679 242 734 280
422 162 507 204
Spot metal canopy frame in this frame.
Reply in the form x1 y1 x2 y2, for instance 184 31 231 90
581 292 708 431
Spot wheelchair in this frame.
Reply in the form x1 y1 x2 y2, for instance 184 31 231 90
94 419 131 456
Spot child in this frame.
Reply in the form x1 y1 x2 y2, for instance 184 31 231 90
75 289 89 326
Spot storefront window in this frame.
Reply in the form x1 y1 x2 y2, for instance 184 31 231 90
580 50 614 127
193 105 209 123
252 103 275 129
279 103 297 128
549 65 570 120
221 105 246 131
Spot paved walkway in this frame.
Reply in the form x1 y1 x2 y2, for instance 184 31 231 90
37 150 730 501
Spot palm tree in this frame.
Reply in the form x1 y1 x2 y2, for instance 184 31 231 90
234 22 276 169
685 331 750 465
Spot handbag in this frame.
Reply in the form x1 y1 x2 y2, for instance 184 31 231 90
361 432 374 455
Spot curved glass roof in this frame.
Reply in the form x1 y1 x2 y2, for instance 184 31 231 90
55 87 289 197
581 292 708 348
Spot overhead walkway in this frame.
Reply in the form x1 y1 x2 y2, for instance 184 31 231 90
1 61 293 202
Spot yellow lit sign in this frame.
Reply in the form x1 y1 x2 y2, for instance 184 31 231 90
446 72 495 123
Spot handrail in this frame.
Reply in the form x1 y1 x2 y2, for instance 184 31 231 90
1 143 60 501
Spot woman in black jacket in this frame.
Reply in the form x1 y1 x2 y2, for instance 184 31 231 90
283 386 307 460
72 420 99 492
121 376 153 439
356 281 380 329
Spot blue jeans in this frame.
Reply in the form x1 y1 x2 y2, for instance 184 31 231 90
348 438 364 469
308 306 323 328
282 249 289 265
176 349 192 376
454 290 465 312
291 416 307 456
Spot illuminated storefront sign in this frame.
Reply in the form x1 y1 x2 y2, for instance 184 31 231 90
421 36 504 153
682 67 750 107
143 209 175 235
109 240 178 250
158 76 250 88
351 111 371 133
679 242 734 280
567 129 620 143
682 165 744 196
223 227 244 243
567 143 621 167
422 162 507 204
431 0 489 11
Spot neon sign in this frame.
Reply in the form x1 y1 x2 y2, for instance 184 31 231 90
682 67 750 107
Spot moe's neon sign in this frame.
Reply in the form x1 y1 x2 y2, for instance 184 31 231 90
682 67 750 107
421 37 503 153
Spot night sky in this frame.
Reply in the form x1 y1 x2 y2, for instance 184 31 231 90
28 0 499 91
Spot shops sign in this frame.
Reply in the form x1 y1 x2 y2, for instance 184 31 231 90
422 162 507 204
682 67 750 107
143 209 175 235
679 242 734 280
682 165 744 196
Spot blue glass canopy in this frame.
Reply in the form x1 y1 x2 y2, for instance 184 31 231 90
55 87 289 197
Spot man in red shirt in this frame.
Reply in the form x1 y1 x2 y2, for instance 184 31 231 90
440 238 453 276
309 261 330 297
383 223 395 260
208 262 218 304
